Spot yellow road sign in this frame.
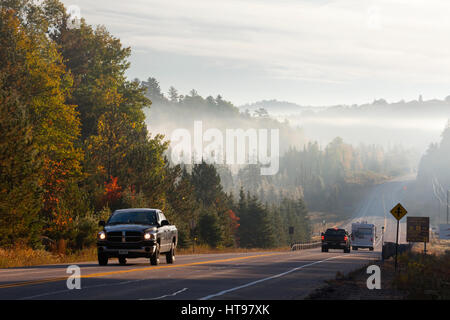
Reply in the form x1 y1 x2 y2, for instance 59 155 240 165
390 203 407 221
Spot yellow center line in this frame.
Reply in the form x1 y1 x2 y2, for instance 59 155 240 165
0 277 68 289
0 251 286 289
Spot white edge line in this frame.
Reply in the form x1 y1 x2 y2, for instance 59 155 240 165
140 287 189 300
199 255 345 300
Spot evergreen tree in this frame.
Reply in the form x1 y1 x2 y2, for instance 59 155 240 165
191 161 223 207
168 86 179 103
198 210 223 247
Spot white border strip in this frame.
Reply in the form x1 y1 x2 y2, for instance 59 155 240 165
199 255 344 300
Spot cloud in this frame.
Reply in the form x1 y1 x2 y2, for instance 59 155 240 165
63 0 450 103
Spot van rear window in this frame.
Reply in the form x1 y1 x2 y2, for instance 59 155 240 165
357 228 372 235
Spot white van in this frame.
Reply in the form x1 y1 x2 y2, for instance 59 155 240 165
351 223 376 251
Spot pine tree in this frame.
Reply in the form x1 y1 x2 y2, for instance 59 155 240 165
191 161 223 207
198 210 223 247
168 86 179 103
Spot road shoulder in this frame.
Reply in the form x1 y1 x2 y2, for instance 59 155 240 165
305 259 406 300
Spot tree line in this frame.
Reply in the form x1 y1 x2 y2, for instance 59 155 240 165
230 138 413 216
141 76 414 219
0 0 311 251
405 123 450 223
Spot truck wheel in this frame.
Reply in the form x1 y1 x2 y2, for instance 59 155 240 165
118 256 127 265
98 253 108 266
321 247 328 252
166 242 176 264
344 247 350 253
150 243 160 266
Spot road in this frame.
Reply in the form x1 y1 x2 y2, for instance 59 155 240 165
0 248 380 300
342 174 416 244
0 176 414 300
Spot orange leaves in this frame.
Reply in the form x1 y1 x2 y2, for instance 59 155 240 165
102 176 122 207
40 158 77 235
226 209 240 232
42 159 67 213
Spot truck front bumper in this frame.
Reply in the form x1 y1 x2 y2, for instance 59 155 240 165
97 241 156 258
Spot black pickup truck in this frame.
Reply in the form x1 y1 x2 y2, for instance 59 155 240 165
97 208 178 266
321 228 351 253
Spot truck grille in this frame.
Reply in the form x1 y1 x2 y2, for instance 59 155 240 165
106 243 143 250
107 231 143 242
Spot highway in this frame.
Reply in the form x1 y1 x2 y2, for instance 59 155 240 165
0 248 380 300
342 174 416 244
0 176 414 300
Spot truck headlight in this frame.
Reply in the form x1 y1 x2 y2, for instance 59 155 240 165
98 231 106 240
144 232 155 240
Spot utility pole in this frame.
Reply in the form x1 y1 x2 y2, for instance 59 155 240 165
381 226 385 261
445 189 449 224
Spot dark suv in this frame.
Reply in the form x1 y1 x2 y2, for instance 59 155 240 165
97 208 178 266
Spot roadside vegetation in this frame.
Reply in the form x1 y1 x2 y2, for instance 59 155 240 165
393 241 450 299
0 244 97 268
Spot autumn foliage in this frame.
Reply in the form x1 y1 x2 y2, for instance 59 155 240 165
102 176 122 209
0 1 312 253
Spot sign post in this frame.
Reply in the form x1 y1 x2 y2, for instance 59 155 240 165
390 203 408 271
289 226 294 246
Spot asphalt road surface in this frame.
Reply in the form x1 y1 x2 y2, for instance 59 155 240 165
0 248 380 300
342 174 416 244
0 176 413 300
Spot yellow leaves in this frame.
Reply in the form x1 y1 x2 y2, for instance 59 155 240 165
96 165 106 174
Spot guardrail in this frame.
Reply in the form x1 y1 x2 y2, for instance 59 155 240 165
290 241 322 251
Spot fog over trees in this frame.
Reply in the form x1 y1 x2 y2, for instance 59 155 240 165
141 78 419 219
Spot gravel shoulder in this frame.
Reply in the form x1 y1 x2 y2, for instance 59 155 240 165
306 258 406 300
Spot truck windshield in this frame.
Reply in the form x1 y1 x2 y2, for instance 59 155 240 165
107 211 157 225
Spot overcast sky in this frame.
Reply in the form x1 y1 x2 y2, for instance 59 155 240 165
61 0 450 106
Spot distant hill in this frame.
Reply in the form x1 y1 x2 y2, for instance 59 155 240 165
240 96 450 152
239 99 327 116
241 96 450 118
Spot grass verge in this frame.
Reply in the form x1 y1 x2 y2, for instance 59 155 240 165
0 246 98 268
394 250 450 299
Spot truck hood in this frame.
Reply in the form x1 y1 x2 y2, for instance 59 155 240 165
104 224 157 233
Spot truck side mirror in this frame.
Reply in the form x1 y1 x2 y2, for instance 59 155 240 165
161 220 170 226
99 220 106 227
